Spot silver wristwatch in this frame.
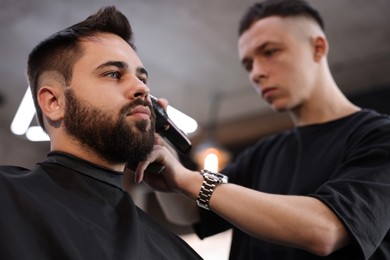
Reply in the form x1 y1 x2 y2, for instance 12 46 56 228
196 169 228 210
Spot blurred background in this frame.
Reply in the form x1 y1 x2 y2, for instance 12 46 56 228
1 0 390 259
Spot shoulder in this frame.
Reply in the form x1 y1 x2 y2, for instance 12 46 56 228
348 109 390 139
0 165 31 177
353 109 390 126
0 165 32 190
0 166 33 201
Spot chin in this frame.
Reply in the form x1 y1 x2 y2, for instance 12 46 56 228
270 99 294 112
271 104 289 112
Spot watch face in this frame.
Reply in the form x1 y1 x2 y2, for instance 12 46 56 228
204 173 218 183
201 169 229 184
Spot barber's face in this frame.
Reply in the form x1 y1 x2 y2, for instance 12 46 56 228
63 33 155 165
238 16 318 112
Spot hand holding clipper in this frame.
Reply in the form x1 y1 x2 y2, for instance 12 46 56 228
150 95 192 154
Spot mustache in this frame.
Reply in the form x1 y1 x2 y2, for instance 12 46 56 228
120 98 155 119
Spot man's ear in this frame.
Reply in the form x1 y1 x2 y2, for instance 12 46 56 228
37 84 65 123
312 36 328 62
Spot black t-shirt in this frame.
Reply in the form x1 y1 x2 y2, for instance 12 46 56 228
194 109 390 260
0 152 202 260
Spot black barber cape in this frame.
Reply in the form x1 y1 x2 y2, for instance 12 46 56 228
0 152 202 260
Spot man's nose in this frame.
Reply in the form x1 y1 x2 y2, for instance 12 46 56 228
127 77 150 100
250 60 267 86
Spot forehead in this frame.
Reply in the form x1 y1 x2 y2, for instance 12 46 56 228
76 32 143 69
238 16 303 57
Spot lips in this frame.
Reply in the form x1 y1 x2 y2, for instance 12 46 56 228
261 87 277 99
127 106 151 118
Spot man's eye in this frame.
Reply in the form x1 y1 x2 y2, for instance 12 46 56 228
243 61 253 72
105 71 121 79
264 49 278 57
139 77 148 84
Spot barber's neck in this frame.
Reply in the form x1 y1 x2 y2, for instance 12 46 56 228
290 101 360 127
290 81 360 127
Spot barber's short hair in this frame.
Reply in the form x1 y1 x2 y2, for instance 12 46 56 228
27 6 134 131
239 0 324 36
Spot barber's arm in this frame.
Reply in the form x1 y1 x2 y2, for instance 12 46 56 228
135 145 351 256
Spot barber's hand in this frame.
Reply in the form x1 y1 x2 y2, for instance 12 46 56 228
155 97 168 110
154 133 179 159
134 145 189 192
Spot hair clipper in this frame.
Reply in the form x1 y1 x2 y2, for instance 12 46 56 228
145 96 192 175
150 95 192 154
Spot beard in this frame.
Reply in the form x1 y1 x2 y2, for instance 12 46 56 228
63 89 155 167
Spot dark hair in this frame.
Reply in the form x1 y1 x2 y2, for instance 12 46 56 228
27 6 135 131
238 0 324 36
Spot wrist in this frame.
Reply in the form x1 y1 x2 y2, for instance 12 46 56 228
196 169 229 210
178 169 204 200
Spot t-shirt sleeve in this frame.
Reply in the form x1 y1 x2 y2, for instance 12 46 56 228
193 207 231 239
310 123 390 259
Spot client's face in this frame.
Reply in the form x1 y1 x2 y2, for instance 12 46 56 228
62 33 155 167
63 88 155 166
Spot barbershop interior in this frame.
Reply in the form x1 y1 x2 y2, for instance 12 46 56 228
1 0 390 259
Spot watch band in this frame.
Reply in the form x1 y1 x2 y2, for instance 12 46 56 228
196 169 228 210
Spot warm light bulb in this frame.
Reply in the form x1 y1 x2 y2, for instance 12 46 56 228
204 153 219 172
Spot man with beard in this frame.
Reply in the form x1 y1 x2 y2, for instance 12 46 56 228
0 6 202 260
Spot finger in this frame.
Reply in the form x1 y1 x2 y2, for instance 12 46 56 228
157 98 168 109
134 146 164 183
134 160 150 184
154 133 165 145
135 144 173 184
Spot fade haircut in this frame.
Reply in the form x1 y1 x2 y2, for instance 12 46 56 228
238 0 324 36
27 6 135 131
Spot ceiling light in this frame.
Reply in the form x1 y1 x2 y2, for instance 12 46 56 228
25 126 49 142
167 105 198 134
10 88 35 136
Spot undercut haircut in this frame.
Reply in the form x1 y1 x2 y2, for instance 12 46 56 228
27 6 135 131
239 0 324 36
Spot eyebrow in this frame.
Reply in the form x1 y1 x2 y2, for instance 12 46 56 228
96 61 128 70
240 41 279 65
95 61 148 78
137 67 148 78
